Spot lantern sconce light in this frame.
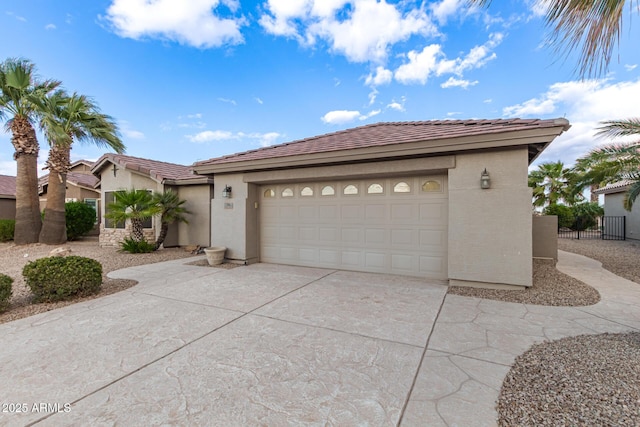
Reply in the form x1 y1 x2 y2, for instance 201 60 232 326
480 169 491 189
222 185 232 198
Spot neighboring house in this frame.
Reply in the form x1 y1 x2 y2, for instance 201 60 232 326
193 119 570 289
91 154 214 248
0 175 16 220
39 160 101 227
593 181 638 240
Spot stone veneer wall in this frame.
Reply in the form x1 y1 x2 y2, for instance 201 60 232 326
99 223 156 247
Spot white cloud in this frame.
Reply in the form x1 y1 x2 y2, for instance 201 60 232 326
430 0 465 25
187 130 283 146
6 11 26 22
484 98 493 103
387 96 406 112
507 78 640 167
255 97 264 104
260 0 437 63
441 76 478 89
529 0 550 18
321 108 381 124
123 129 145 139
217 97 237 106
188 130 234 143
321 110 362 124
103 0 244 48
45 24 56 30
365 66 393 86
394 44 442 84
625 64 638 71
394 33 503 85
187 113 202 119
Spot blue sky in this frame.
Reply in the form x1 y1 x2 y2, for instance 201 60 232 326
1 0 639 176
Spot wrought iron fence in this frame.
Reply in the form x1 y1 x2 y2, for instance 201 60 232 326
558 216 626 240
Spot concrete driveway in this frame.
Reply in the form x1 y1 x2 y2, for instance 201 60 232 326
1 251 639 426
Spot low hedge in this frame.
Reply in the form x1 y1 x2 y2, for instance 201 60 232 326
0 219 15 242
0 273 12 313
23 256 102 303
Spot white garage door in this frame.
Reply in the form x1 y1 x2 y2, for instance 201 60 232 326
259 176 448 279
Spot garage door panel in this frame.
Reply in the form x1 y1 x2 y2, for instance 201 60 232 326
365 228 388 245
260 176 448 279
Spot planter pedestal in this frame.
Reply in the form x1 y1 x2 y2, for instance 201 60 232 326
204 247 226 266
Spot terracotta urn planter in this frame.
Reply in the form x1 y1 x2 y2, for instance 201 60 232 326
204 246 226 266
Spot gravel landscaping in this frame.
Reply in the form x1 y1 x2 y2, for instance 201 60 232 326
0 237 196 324
498 332 640 427
447 258 601 306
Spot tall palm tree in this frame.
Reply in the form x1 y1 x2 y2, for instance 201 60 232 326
152 190 191 250
529 161 583 207
35 91 124 244
0 58 59 244
105 189 160 242
573 119 640 210
469 0 638 77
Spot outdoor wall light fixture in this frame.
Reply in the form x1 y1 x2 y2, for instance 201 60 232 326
480 169 491 189
222 185 232 198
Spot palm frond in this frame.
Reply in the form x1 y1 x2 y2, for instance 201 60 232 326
596 118 640 139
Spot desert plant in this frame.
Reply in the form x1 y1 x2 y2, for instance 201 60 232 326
65 201 96 240
0 219 15 242
544 204 575 229
0 273 12 313
23 255 102 302
120 237 155 253
105 189 159 242
152 190 191 249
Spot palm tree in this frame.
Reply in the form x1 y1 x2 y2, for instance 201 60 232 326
469 0 637 77
152 190 191 250
529 161 583 208
573 119 640 210
0 58 60 244
105 189 160 242
35 91 124 244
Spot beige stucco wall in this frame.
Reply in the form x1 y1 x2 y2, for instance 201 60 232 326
176 184 213 247
448 148 533 287
98 167 163 247
532 215 558 260
0 198 16 220
604 192 638 240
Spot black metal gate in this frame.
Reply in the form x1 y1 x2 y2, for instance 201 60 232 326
558 216 626 240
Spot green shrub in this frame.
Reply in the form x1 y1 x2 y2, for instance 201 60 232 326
23 256 102 303
0 219 15 242
571 202 605 230
120 237 155 253
543 204 575 229
0 273 12 313
65 201 96 240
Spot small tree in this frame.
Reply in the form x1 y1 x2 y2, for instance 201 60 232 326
105 189 159 242
152 190 191 250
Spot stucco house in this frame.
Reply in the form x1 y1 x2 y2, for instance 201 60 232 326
193 119 570 289
39 160 101 227
594 181 637 240
0 175 16 220
91 154 214 248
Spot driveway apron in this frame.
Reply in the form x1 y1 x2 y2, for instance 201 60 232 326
0 251 638 426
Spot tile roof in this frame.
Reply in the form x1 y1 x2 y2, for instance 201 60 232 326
0 175 16 198
195 118 570 167
39 171 100 190
593 180 632 194
92 153 210 184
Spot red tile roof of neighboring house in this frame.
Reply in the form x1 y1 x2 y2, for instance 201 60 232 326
92 153 212 184
0 175 16 198
194 119 570 167
39 171 100 190
593 180 632 195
